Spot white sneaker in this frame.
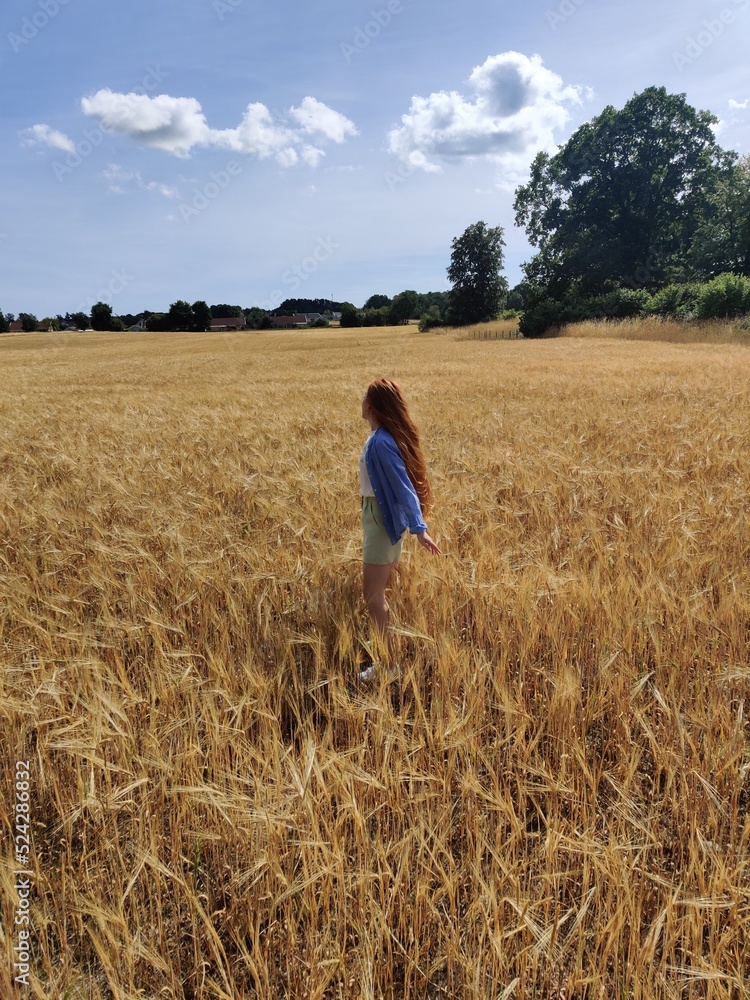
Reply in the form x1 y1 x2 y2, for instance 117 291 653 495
357 662 399 684
357 662 377 683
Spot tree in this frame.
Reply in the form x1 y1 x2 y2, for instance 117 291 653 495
514 87 733 302
339 303 361 327
209 303 243 318
0 311 9 333
167 300 193 331
387 290 419 325
19 312 38 332
91 302 113 331
245 307 272 329
507 286 527 311
415 290 450 318
145 313 170 332
70 312 89 330
364 294 391 309
275 298 340 315
687 155 750 279
191 300 212 332
446 222 507 325
361 307 388 327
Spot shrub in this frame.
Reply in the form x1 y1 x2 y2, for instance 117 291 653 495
520 274 750 336
418 314 443 332
694 273 750 319
418 305 443 332
647 283 701 319
519 298 571 338
584 288 651 319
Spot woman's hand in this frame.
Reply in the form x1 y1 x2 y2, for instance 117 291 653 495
416 531 442 555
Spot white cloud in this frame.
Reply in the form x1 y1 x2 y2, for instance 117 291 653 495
301 145 325 168
80 89 357 167
729 98 749 110
101 163 178 198
213 102 297 160
19 123 76 153
288 96 359 144
387 51 587 179
81 90 211 158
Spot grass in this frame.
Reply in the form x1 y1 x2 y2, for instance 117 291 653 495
1 326 749 999
448 319 521 340
559 316 750 344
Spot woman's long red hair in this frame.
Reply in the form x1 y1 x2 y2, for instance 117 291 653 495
365 378 433 517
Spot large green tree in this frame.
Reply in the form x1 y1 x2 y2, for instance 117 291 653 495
339 302 361 327
686 154 750 280
446 222 507 325
364 294 391 309
91 302 113 331
514 87 733 299
167 300 194 331
146 313 170 332
70 311 89 330
191 300 212 332
19 312 38 332
387 290 419 325
244 307 272 330
209 303 243 318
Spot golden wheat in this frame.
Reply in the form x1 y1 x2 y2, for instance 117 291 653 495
1 326 749 999
560 316 750 344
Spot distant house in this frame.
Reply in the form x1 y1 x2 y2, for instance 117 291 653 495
271 314 307 328
210 316 246 331
9 321 22 333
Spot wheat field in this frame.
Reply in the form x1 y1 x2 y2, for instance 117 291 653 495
1 326 749 999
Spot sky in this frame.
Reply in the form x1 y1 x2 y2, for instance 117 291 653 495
2 0 749 318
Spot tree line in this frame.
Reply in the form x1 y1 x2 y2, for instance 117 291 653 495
0 294 462 334
512 86 750 335
3 86 749 338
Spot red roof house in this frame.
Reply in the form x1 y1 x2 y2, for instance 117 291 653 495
210 316 246 330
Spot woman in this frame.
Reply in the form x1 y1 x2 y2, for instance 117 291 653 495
359 378 441 681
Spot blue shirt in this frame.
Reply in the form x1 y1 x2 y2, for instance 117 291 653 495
364 427 428 545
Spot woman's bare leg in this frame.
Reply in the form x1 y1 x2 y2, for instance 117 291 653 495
362 562 395 630
362 561 398 665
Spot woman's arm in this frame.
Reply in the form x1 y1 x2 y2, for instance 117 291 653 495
372 433 427 534
372 434 441 554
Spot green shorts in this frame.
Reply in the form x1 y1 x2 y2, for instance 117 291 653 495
362 496 403 565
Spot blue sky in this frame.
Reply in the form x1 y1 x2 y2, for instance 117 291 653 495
2 0 748 318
